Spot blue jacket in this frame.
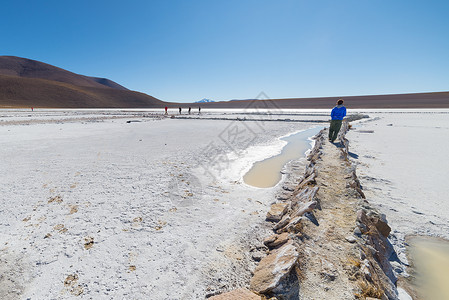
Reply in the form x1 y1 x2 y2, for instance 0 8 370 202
331 105 346 120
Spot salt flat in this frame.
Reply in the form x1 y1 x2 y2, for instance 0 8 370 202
0 109 322 299
3 108 447 299
347 110 449 268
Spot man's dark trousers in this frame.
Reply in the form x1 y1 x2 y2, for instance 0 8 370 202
329 120 342 142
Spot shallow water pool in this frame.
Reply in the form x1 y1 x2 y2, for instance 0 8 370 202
243 127 322 188
408 236 449 300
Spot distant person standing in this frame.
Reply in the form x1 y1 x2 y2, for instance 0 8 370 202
198 106 201 114
165 106 168 115
179 107 182 114
329 99 346 143
188 107 191 114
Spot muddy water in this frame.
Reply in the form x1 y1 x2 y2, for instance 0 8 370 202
243 127 322 188
408 236 449 300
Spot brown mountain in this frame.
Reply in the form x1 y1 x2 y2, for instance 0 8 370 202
1 56 447 109
187 91 449 109
0 56 129 90
0 56 165 108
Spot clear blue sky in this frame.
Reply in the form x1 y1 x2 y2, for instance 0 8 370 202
1 0 448 102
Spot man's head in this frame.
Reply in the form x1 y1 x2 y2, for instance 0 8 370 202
337 99 344 105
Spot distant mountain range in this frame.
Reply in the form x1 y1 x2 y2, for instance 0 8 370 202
195 98 215 103
196 92 449 109
0 56 448 108
0 56 165 108
191 93 449 108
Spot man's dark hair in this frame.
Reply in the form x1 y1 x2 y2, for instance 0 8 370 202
337 99 344 105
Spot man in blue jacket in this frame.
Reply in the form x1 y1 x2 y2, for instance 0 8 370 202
329 99 346 142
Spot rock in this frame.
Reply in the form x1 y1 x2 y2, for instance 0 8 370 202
372 217 391 238
356 221 368 234
304 165 315 177
282 185 295 192
266 203 289 222
357 209 391 237
271 233 290 247
345 235 356 243
209 288 261 299
303 212 319 226
307 144 322 161
284 216 304 232
298 173 316 189
276 193 290 201
349 180 365 198
357 210 369 225
273 215 291 231
252 252 264 262
365 231 397 285
250 241 299 294
291 201 317 218
264 232 289 249
263 234 277 246
295 186 319 205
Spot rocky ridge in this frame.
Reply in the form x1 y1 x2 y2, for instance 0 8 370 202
212 121 400 299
